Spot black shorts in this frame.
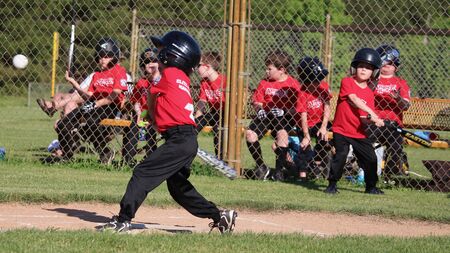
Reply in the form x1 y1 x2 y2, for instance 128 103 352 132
248 114 295 139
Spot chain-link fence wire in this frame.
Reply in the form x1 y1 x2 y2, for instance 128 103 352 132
0 0 448 191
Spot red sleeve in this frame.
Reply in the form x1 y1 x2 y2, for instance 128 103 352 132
130 79 146 103
198 81 207 101
338 77 355 101
399 79 410 102
112 66 128 91
252 80 265 104
295 91 307 113
320 81 333 101
87 72 98 93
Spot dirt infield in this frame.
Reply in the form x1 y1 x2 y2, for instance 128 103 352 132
1 203 449 237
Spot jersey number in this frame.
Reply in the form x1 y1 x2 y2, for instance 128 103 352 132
185 103 195 121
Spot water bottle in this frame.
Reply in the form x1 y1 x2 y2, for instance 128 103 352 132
0 147 5 160
138 128 147 141
356 168 365 185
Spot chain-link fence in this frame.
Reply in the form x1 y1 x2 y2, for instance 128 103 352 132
0 0 448 192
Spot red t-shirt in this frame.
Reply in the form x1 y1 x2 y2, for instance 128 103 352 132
332 77 375 138
374 76 410 127
150 67 196 132
252 75 300 111
88 64 128 104
296 81 332 127
130 78 153 111
198 74 227 110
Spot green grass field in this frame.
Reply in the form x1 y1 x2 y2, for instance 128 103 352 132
0 98 449 252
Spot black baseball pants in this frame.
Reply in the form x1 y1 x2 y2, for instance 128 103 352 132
328 132 378 189
118 125 221 223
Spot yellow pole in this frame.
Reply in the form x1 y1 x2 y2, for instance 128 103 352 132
130 8 138 82
323 14 332 86
51 32 59 97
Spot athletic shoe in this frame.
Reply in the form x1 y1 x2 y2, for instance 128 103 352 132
254 164 270 180
365 187 385 195
209 209 238 234
98 216 131 233
323 184 339 194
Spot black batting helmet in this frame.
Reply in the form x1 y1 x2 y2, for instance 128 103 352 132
150 31 201 75
376 44 401 68
350 48 382 79
297 56 329 84
139 48 158 68
95 37 120 65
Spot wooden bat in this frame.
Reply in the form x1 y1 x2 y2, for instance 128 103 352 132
197 148 237 180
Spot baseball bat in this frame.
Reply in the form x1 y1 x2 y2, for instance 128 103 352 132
67 0 76 76
197 148 237 180
385 121 432 148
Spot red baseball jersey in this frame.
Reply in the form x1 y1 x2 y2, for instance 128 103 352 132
88 64 128 104
130 78 150 111
332 77 375 138
198 74 227 110
296 81 332 127
150 67 196 132
252 75 300 111
374 76 410 127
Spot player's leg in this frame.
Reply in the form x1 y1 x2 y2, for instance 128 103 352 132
246 119 269 179
117 126 197 223
325 133 351 193
351 138 383 194
272 129 289 181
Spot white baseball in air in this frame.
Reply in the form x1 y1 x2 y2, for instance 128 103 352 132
12 54 29 69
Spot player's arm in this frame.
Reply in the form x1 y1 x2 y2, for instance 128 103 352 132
348 93 384 127
318 101 331 141
299 112 311 150
195 99 207 118
95 89 121 107
65 70 91 101
147 92 158 123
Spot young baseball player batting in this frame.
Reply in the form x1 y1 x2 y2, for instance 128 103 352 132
325 48 385 195
100 31 237 233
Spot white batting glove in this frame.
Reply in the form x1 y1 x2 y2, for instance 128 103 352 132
257 109 267 120
270 108 284 117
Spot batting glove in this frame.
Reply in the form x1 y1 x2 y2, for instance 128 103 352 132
270 108 284 117
80 100 96 114
257 109 267 120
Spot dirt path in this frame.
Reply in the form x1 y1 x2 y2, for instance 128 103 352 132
1 203 449 237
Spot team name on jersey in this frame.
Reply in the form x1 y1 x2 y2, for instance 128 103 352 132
376 84 397 94
94 77 114 87
307 98 322 109
265 87 287 97
177 79 191 96
205 89 222 100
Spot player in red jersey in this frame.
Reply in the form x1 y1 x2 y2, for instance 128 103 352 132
370 45 411 180
324 48 385 195
100 31 237 234
52 38 128 164
195 51 227 158
295 57 332 180
122 48 160 166
246 50 300 181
